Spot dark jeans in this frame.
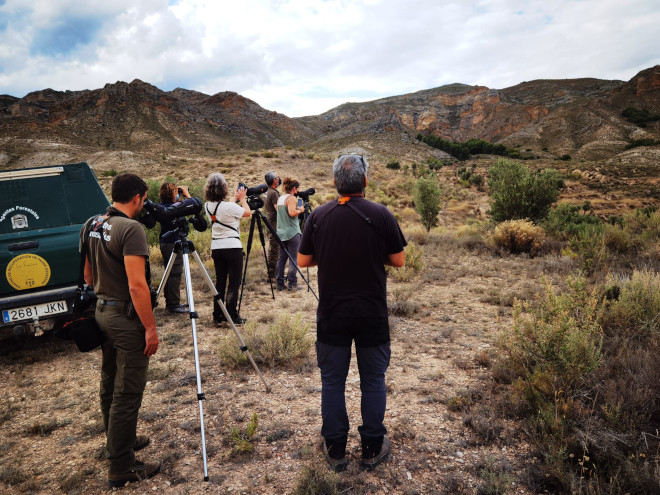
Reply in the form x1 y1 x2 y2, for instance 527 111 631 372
212 248 243 320
276 233 301 288
266 227 279 280
316 340 391 454
160 242 183 308
96 301 150 472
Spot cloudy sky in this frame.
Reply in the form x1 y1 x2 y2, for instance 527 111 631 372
0 0 658 117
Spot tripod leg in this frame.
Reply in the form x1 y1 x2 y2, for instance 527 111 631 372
156 251 178 303
181 252 209 481
190 248 271 393
238 215 258 314
254 215 275 299
256 211 318 301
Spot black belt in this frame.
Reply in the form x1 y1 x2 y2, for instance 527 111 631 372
98 299 127 306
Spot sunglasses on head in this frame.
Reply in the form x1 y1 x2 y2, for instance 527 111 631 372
337 154 366 166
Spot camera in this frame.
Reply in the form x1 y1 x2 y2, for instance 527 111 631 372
238 183 268 211
140 197 207 233
295 187 316 201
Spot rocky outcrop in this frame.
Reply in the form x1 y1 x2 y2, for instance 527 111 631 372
0 66 658 161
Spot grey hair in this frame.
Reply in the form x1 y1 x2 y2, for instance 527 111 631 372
204 172 229 202
265 170 278 186
333 154 368 194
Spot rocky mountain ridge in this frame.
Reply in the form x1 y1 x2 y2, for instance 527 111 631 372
0 66 658 169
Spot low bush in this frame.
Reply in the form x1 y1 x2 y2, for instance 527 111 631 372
543 203 602 240
387 241 424 282
386 159 400 170
216 313 313 367
487 219 546 255
497 271 660 493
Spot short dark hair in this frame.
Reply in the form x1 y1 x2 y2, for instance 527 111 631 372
111 173 148 203
333 155 368 194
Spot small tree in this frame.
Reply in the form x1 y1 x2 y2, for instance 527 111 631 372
413 177 442 232
487 158 563 223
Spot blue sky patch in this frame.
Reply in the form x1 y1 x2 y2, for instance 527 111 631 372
31 15 104 57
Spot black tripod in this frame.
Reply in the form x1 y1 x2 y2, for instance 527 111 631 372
238 209 318 313
157 220 271 481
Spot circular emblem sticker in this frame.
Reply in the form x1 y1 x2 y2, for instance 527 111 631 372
6 254 51 290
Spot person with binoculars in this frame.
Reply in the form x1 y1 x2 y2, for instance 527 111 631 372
204 173 251 325
158 182 191 314
275 177 305 291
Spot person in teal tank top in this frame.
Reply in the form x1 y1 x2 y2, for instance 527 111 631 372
275 177 304 290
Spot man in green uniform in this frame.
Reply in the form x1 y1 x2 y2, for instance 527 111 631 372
82 173 161 488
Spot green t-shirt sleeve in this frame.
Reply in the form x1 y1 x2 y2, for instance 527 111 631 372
121 221 149 257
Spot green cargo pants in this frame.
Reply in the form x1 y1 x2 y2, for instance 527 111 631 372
96 300 149 472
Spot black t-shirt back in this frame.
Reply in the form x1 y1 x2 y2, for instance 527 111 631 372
299 197 407 322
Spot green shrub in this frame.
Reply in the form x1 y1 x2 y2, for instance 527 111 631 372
624 138 659 149
487 159 563 223
567 224 606 274
387 241 424 282
622 106 660 127
499 275 602 434
543 203 602 240
487 219 546 255
386 159 400 170
230 413 258 456
468 174 484 188
498 271 660 492
216 313 313 367
293 464 339 495
413 177 442 232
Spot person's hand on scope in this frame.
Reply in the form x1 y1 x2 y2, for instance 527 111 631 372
178 185 191 199
234 184 247 202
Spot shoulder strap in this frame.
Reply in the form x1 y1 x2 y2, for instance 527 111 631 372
207 202 240 238
77 217 96 289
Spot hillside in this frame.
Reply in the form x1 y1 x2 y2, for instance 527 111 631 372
0 67 658 171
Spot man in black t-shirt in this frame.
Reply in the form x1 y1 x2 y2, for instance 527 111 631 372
298 154 406 471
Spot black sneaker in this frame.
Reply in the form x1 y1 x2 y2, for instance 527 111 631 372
231 316 247 325
361 436 390 471
321 440 348 472
108 459 161 488
166 305 188 314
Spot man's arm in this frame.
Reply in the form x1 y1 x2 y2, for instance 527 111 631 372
385 251 405 267
83 256 94 286
125 255 159 357
297 252 316 268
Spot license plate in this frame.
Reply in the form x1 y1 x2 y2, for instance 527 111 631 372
3 300 68 323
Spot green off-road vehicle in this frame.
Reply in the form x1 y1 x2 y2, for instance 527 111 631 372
0 162 109 336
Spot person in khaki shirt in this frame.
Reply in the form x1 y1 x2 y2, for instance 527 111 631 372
82 173 160 488
263 170 280 281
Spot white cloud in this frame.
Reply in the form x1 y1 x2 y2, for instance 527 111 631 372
0 0 658 116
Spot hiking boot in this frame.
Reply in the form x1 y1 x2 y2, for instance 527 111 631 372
231 316 247 325
276 285 286 292
321 439 348 472
134 435 150 452
108 459 161 488
166 304 188 314
361 436 390 471
287 284 303 292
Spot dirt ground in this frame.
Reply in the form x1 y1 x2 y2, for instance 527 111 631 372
0 230 574 495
